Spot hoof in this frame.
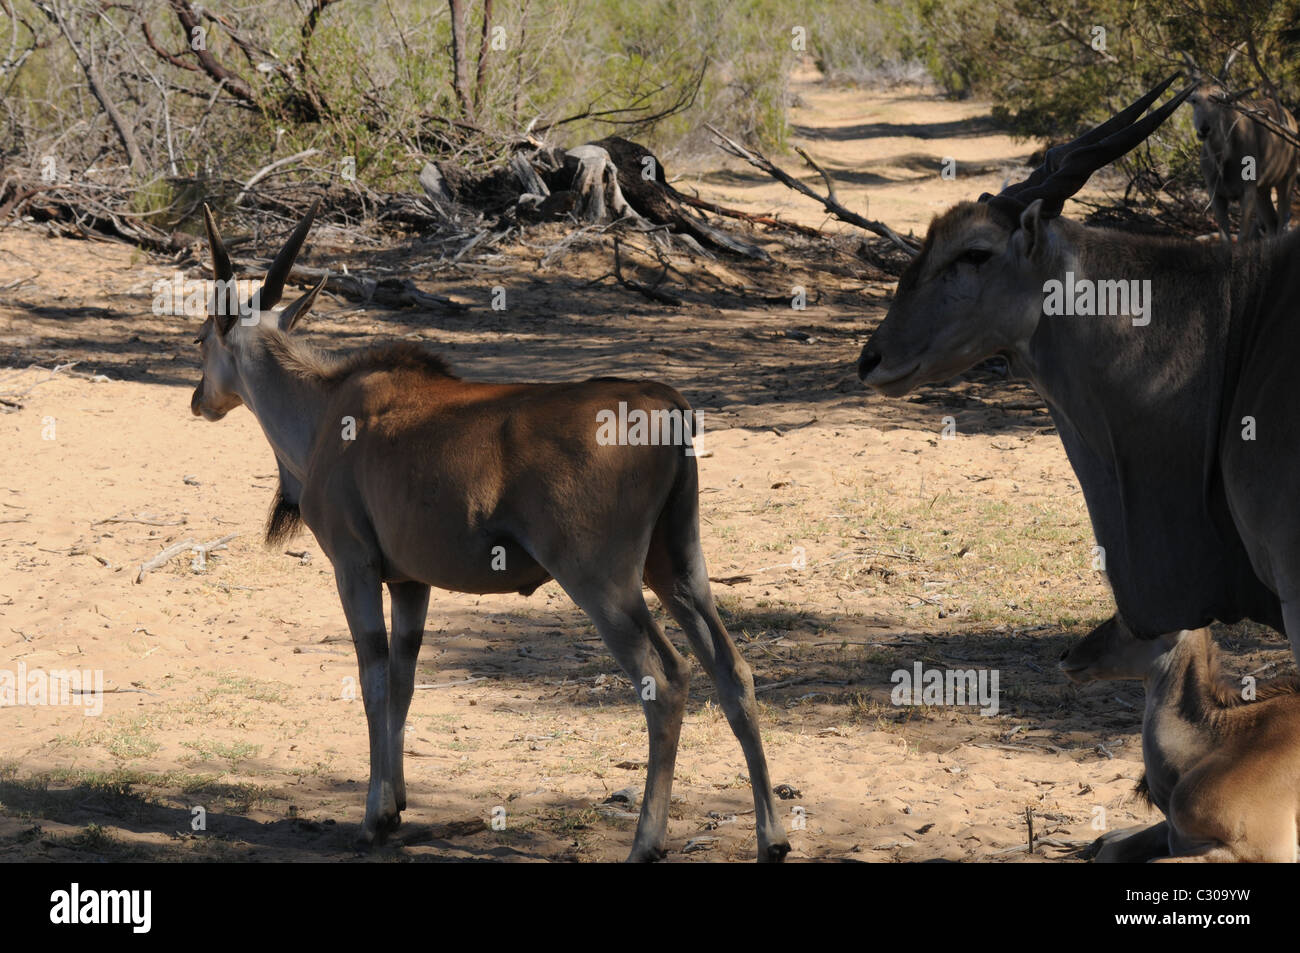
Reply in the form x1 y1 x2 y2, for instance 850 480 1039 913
762 841 792 863
353 831 380 852
353 819 397 851
626 846 668 863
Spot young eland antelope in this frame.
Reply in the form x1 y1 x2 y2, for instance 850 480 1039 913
1061 616 1300 862
189 203 790 862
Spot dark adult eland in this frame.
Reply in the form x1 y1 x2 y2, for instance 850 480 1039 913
858 74 1300 665
189 203 790 862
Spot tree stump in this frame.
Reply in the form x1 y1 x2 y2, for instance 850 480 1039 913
562 144 638 223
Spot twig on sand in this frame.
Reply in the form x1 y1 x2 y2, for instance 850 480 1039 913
0 362 81 411
93 513 187 528
705 123 919 256
414 676 488 690
135 533 238 583
190 533 238 570
754 676 849 695
69 687 158 697
135 538 195 583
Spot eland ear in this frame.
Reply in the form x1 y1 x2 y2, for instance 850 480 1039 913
277 273 328 332
1017 199 1048 261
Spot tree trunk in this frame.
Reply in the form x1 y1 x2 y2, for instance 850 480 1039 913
474 0 494 111
447 0 471 115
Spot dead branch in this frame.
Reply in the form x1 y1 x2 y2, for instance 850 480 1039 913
673 191 821 237
534 60 708 135
140 20 199 72
135 532 237 583
0 361 80 411
230 258 470 312
190 532 238 570
705 123 919 255
134 538 195 583
509 152 550 199
162 0 258 108
794 146 841 206
586 137 769 260
608 238 681 305
235 149 322 205
1219 98 1300 151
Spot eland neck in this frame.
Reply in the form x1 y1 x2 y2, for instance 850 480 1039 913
1012 221 1270 453
231 327 328 485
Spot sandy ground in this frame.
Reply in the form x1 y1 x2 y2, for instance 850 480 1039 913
0 69 1291 863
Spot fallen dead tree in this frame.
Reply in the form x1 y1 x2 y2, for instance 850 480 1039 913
421 137 777 260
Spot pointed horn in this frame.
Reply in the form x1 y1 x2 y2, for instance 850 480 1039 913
254 199 320 314
276 273 328 333
1223 46 1240 76
995 74 1182 201
981 79 1193 219
1012 81 1195 216
202 203 233 283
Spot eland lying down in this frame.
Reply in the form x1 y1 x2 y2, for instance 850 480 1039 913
858 75 1300 667
190 203 790 862
1061 616 1300 862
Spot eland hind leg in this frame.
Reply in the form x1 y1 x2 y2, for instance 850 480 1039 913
541 543 691 863
644 472 791 863
579 583 690 862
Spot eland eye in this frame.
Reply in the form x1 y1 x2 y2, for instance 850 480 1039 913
956 249 992 267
